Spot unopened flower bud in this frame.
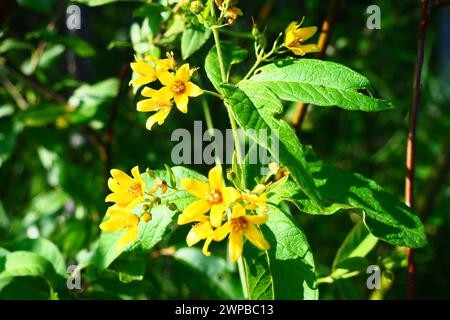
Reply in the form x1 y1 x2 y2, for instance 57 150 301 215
142 204 150 211
142 213 152 222
226 169 236 181
190 0 204 14
146 168 154 178
168 203 178 211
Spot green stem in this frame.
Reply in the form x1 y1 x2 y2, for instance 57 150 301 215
201 97 221 165
210 7 248 299
212 28 227 82
243 59 262 81
237 257 249 299
203 89 223 100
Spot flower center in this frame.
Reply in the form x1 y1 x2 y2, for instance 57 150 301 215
231 217 248 234
128 183 141 196
289 37 303 46
206 188 223 204
173 80 186 94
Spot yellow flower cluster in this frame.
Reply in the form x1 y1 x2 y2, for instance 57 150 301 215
100 166 166 250
178 165 269 262
129 52 203 130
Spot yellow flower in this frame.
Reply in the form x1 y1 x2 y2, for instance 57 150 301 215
284 21 320 56
157 63 203 113
184 215 215 257
137 87 173 130
146 52 177 72
105 166 146 210
179 165 241 228
241 192 267 211
213 203 270 262
129 56 158 86
100 205 140 250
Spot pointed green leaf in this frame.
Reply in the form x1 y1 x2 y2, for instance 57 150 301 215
248 59 393 111
221 82 323 206
181 27 211 60
244 204 317 300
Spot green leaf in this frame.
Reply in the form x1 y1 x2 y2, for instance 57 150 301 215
221 83 323 206
0 117 17 167
0 38 32 53
0 251 62 289
333 222 378 269
268 179 352 215
2 238 67 276
68 78 119 123
0 277 53 299
175 247 242 299
205 43 247 91
61 37 96 57
109 253 146 283
17 104 67 127
139 205 178 250
244 204 317 300
133 4 165 37
331 222 378 278
248 59 393 111
17 0 56 14
181 27 211 60
295 164 427 248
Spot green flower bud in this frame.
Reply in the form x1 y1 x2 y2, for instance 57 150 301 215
190 0 204 14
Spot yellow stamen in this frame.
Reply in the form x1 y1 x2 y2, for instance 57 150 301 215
128 184 141 195
231 216 248 234
206 188 223 204
173 80 186 94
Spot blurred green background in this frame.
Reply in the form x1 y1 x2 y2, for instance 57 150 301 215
0 0 449 299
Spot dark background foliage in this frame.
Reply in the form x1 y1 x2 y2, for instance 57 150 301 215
0 0 449 299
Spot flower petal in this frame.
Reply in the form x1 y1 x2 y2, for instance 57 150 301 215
137 99 165 112
202 236 213 257
178 200 211 224
295 26 318 41
210 203 225 228
110 169 133 186
157 69 174 86
131 166 140 181
174 94 189 113
125 196 144 211
185 82 203 97
229 232 243 262
100 217 126 232
131 61 156 76
145 107 171 130
186 220 212 246
117 225 139 250
141 86 159 98
129 75 157 86
105 191 134 206
245 224 270 251
106 205 128 218
244 214 268 225
222 187 241 204
213 221 231 241
181 179 209 198
176 63 190 83
208 165 224 191
231 203 246 219
107 178 120 193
